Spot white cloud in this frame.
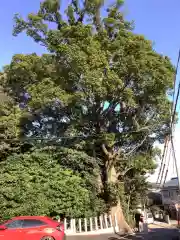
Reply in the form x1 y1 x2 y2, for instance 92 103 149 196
148 126 180 183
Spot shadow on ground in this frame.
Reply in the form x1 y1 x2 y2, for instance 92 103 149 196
108 228 180 240
67 228 180 240
108 233 146 240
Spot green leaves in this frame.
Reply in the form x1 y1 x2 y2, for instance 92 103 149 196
13 14 27 37
1 0 176 221
0 149 105 219
40 0 61 13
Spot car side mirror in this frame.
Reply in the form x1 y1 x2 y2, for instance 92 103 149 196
0 225 7 230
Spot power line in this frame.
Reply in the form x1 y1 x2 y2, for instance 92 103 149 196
157 49 180 186
171 136 180 193
169 49 180 193
171 49 180 116
171 49 180 129
162 143 172 187
159 138 170 185
173 149 175 174
156 136 169 184
1 120 166 143
0 130 146 142
2 113 169 144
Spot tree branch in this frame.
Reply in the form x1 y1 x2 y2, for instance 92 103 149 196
125 135 148 156
102 144 109 156
112 148 121 159
117 167 134 178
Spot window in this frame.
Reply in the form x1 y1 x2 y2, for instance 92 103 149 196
5 220 23 229
22 219 47 228
170 191 174 198
163 190 169 198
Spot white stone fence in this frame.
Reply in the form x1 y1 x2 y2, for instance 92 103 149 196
61 214 119 235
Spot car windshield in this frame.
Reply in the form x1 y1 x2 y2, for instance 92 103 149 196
148 213 153 218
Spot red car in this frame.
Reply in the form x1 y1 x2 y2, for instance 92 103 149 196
0 216 65 240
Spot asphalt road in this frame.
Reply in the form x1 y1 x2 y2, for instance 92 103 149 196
144 228 179 240
67 228 180 240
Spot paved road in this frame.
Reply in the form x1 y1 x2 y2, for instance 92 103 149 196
67 228 180 240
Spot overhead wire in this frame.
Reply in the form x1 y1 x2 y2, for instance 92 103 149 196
173 149 175 175
171 136 180 193
162 49 180 190
156 49 180 186
171 49 180 129
170 49 180 193
156 136 169 184
1 117 165 143
162 143 172 187
3 51 180 186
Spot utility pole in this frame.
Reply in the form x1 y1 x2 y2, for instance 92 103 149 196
168 49 180 225
171 132 180 194
171 133 180 226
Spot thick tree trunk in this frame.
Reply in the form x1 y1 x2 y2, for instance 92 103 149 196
100 144 133 233
111 200 133 234
108 166 133 234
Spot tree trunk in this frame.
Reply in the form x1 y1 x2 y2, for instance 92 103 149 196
111 200 133 234
108 166 133 234
100 144 133 233
127 194 131 222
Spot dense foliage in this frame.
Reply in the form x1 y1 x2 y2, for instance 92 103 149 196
0 148 105 219
0 0 174 228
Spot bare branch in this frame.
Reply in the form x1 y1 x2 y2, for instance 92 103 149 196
117 167 135 178
94 1 102 32
107 159 113 171
125 135 148 156
144 112 155 126
102 144 109 156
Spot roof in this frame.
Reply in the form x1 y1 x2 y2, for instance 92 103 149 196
163 177 178 188
149 182 160 189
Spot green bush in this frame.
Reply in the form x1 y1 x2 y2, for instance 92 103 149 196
0 150 105 219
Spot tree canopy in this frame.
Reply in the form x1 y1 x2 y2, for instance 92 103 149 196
0 0 175 231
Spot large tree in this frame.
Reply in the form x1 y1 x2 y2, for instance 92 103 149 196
2 0 174 233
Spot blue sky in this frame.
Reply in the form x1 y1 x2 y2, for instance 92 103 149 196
1 0 180 120
1 0 180 69
125 0 180 64
1 0 180 117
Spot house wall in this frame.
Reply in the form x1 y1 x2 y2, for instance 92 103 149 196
161 187 179 205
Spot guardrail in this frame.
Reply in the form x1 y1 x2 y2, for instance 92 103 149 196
62 214 119 235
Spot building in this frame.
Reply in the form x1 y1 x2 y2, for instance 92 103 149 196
149 182 161 193
161 177 179 218
147 182 162 206
161 177 179 205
